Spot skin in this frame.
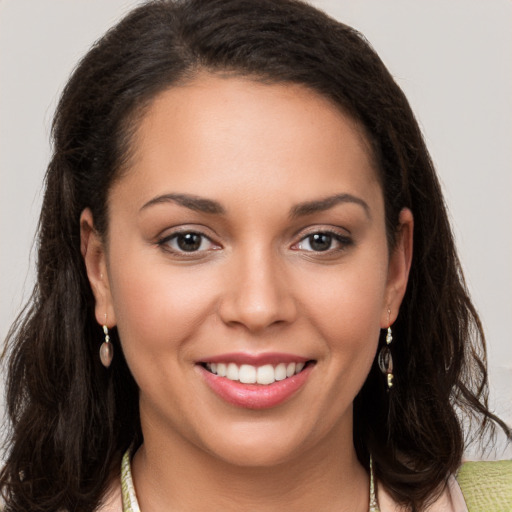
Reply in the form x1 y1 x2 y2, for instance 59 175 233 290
81 75 413 511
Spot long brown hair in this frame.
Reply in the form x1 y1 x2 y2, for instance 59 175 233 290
1 1 510 510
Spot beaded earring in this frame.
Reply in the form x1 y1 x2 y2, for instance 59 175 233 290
378 309 394 389
100 315 114 368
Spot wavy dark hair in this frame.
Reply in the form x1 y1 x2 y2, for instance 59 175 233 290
1 0 510 510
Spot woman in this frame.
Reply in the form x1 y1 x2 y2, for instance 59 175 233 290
1 0 510 510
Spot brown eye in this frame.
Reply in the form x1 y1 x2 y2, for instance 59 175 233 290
293 231 353 254
176 233 203 252
307 233 332 251
159 231 218 254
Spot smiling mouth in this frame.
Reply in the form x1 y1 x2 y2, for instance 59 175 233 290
202 361 314 386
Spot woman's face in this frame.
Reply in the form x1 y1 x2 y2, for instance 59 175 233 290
83 75 412 467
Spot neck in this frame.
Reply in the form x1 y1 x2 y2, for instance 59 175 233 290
132 420 370 512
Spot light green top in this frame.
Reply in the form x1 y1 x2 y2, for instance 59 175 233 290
456 460 512 512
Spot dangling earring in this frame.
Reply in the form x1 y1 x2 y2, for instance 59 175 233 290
378 308 394 389
100 315 114 368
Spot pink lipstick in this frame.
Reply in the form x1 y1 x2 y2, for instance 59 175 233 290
197 353 314 409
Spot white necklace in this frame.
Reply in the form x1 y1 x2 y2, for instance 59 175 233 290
121 451 380 511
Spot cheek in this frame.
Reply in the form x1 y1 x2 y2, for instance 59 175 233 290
299 253 388 364
107 250 219 364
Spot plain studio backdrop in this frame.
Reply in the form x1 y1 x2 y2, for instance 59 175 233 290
0 0 510 459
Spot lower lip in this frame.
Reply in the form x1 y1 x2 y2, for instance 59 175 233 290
199 364 313 410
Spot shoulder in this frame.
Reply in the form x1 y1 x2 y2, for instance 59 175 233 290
456 460 512 512
96 479 123 512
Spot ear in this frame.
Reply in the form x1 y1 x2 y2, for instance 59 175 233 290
381 208 413 327
80 208 116 328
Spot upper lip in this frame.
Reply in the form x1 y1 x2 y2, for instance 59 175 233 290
198 352 311 366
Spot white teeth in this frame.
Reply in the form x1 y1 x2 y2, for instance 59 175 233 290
216 363 227 377
206 361 308 385
275 363 287 381
239 364 257 384
286 362 296 378
257 364 275 385
226 363 239 381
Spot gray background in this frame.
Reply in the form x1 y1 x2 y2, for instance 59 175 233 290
1 0 510 459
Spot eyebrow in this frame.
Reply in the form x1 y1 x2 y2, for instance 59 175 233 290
140 193 225 215
290 193 371 219
140 192 370 219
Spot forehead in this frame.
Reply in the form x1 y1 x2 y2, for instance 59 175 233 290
115 74 381 211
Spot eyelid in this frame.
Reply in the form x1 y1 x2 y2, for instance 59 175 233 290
291 223 352 238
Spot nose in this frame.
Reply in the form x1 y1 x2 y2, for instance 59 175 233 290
218 246 297 332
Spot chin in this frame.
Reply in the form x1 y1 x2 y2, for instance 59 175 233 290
207 436 305 469
194 413 341 469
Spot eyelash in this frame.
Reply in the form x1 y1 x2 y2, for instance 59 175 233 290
156 228 353 256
